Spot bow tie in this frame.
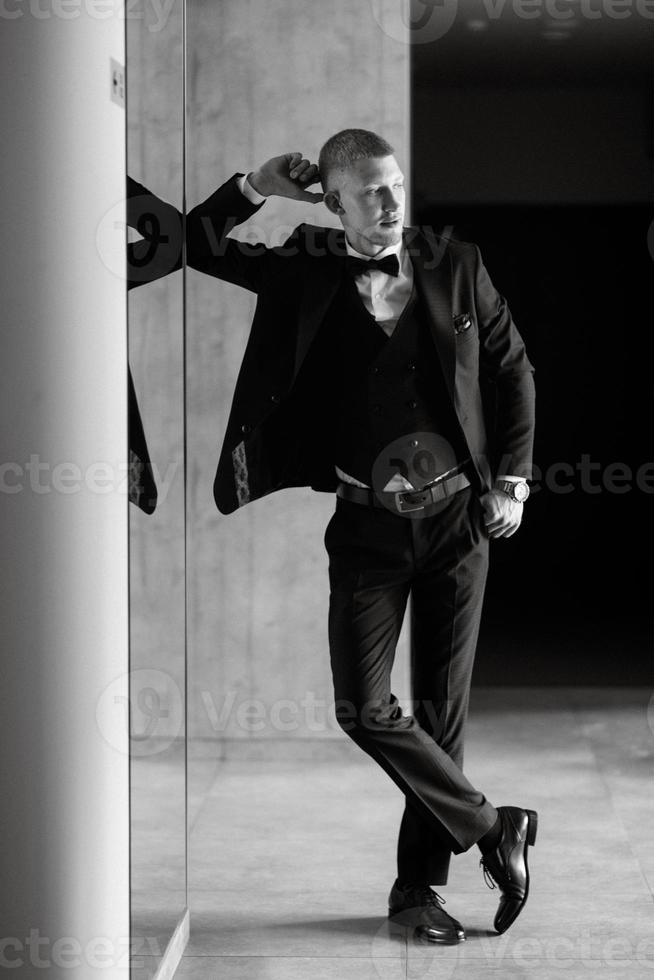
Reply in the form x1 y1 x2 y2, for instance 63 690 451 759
345 253 400 278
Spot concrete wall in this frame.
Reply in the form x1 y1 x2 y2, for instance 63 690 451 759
127 0 186 737
0 6 129 977
185 0 411 744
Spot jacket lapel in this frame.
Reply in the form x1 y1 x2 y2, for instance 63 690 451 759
293 226 346 383
405 226 456 402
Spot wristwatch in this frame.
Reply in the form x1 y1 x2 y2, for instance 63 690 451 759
494 479 530 503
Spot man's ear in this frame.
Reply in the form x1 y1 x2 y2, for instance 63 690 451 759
323 190 344 216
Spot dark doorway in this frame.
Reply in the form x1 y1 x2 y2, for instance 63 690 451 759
411 2 654 684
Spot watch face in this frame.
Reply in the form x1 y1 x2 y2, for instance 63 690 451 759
514 482 530 503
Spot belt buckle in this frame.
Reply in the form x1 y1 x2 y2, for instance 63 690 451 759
394 488 431 513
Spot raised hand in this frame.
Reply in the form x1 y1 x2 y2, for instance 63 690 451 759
247 152 323 203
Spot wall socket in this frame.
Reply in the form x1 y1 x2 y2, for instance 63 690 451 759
111 59 125 108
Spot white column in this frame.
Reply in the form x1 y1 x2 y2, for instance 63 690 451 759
0 4 129 978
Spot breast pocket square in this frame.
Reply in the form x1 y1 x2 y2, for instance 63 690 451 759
453 312 473 334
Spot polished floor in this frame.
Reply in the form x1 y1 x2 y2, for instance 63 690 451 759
135 687 654 979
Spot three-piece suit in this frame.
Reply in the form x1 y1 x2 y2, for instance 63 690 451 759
185 174 536 884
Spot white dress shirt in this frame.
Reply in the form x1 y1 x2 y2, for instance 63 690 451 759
236 173 521 495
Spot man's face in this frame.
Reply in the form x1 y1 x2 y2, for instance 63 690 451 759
328 154 406 254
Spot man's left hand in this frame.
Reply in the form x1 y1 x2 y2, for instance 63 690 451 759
480 489 523 539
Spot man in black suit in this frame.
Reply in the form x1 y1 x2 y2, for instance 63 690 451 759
186 129 537 944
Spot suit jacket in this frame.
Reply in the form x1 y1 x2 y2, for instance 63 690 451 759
186 174 536 516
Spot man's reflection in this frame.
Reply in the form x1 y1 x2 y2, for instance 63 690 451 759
126 175 184 514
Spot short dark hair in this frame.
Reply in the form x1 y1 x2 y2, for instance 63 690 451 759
318 128 395 191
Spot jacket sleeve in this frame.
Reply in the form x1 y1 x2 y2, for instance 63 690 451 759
126 176 183 290
185 174 269 293
473 244 536 480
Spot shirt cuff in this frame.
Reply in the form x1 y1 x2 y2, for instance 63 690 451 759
237 172 267 205
495 475 525 483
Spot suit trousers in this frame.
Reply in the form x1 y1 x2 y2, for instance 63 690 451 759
324 484 497 886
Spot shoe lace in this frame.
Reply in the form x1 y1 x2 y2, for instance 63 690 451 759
408 885 447 908
479 857 497 890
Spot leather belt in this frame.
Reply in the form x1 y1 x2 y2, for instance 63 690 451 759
336 460 472 515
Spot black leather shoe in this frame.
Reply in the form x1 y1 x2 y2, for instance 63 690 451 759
479 806 538 934
388 879 465 944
